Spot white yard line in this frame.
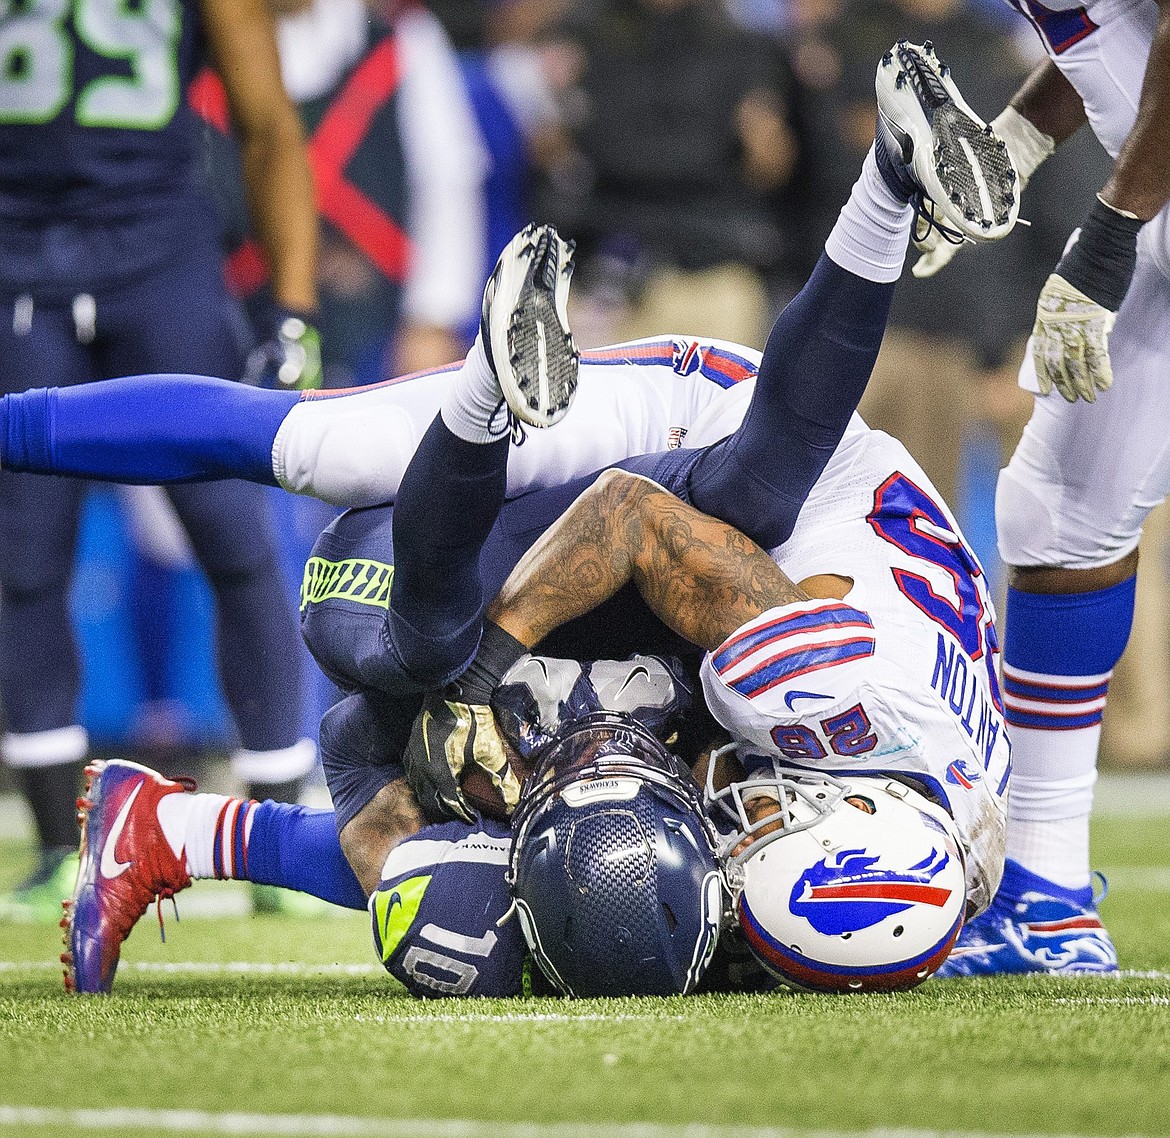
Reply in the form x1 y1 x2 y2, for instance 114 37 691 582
0 1107 1159 1138
3 960 1170 984
1053 995 1170 1006
0 960 382 976
1097 867 1170 891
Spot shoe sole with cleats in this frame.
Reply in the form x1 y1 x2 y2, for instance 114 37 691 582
482 223 579 429
877 40 1019 243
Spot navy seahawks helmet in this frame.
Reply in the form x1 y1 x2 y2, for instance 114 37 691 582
508 712 726 997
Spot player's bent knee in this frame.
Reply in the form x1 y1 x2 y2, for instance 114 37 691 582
387 607 481 692
995 464 1060 568
996 463 1144 571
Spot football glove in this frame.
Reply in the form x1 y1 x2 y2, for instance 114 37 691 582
403 692 522 824
402 622 529 823
1031 196 1145 403
243 304 323 390
913 105 1054 279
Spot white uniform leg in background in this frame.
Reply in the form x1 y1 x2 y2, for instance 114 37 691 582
996 0 1170 896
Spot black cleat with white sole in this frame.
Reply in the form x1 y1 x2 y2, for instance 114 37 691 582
481 223 579 430
875 40 1019 245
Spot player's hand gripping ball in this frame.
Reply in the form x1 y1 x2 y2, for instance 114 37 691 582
404 692 525 823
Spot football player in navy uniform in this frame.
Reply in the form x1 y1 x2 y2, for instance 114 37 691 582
0 0 320 919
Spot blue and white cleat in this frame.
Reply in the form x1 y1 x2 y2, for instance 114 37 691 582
61 760 194 994
875 40 1019 244
481 223 579 430
936 859 1118 978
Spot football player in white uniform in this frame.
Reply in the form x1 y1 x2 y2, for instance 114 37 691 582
915 1 1170 976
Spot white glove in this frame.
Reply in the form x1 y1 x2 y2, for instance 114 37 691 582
912 105 1055 280
1030 273 1117 403
911 223 965 279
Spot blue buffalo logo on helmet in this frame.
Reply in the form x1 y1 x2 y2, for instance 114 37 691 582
789 846 956 936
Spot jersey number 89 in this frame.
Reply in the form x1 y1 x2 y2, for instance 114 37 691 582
0 0 180 129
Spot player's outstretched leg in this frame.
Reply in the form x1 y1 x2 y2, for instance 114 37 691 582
386 225 578 690
937 861 1117 978
875 40 1018 243
677 40 1020 552
481 222 578 429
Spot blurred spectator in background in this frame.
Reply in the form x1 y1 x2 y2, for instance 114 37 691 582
0 0 317 921
530 0 797 348
189 0 489 769
195 0 488 387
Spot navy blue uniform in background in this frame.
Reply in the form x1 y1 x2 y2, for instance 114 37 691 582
0 0 303 852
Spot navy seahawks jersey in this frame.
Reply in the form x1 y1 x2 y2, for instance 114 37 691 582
0 0 207 220
370 820 528 998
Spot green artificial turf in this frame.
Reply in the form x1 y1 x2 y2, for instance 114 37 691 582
1 813 1169 1138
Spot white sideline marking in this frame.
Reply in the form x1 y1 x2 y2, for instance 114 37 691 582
6 959 1170 987
0 960 382 976
0 1108 1158 1138
1054 995 1170 1007
1099 867 1170 891
4 960 1170 985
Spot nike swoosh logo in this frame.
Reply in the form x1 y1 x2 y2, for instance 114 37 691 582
784 690 833 712
614 666 650 698
100 781 144 880
381 892 402 944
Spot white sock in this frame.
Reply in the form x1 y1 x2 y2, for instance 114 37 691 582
157 792 256 880
1004 722 1100 891
1006 813 1093 892
825 145 914 284
440 335 506 443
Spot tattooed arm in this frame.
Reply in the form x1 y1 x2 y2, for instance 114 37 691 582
486 470 809 653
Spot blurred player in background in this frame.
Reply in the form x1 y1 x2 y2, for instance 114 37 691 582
914 0 1170 976
0 0 319 920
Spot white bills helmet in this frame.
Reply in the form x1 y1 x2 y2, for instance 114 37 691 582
706 754 967 993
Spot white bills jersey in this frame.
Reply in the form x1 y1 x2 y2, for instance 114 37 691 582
700 426 1010 917
274 336 757 507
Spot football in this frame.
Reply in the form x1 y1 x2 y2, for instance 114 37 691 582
461 750 536 822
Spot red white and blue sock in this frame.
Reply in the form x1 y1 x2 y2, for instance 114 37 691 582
1001 577 1135 893
155 794 366 910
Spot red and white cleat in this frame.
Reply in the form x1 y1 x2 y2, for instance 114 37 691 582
61 760 194 994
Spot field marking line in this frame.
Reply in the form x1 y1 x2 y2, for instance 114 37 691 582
0 1107 1161 1138
3 961 1170 986
1053 995 1170 1006
0 960 383 976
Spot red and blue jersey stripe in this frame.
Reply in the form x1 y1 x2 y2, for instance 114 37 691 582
713 602 876 699
712 603 873 673
582 339 758 389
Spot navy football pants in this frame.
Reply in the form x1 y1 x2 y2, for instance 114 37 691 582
0 239 302 750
